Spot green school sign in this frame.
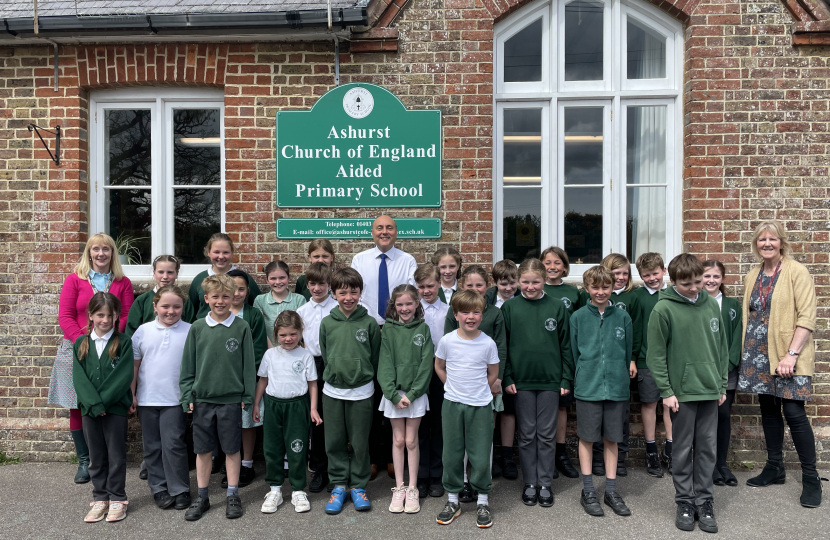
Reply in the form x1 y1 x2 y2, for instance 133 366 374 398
276 83 442 208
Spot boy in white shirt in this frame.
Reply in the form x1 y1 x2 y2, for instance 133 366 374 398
295 262 337 493
435 290 500 529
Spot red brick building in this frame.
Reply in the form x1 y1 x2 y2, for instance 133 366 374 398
0 0 827 467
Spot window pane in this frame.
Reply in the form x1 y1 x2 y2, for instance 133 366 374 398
105 110 151 186
564 107 603 185
108 189 151 265
627 186 666 262
504 108 542 186
505 18 543 82
627 105 666 185
174 188 221 264
627 19 666 79
503 188 542 262
174 109 221 186
564 187 602 264
565 0 604 81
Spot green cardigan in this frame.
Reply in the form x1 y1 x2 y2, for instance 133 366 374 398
72 334 134 417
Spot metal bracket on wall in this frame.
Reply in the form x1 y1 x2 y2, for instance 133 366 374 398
27 124 61 165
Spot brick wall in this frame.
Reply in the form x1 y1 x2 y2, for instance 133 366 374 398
0 0 827 468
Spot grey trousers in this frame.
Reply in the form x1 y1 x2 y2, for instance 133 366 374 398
137 406 190 496
514 390 559 486
82 414 128 501
670 400 718 506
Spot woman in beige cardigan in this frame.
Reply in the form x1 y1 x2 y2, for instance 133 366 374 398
737 220 821 508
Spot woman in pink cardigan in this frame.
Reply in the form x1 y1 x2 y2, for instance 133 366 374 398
47 233 134 484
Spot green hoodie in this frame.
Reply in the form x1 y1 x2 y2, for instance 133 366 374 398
377 318 434 404
444 303 508 378
125 289 195 338
320 305 381 390
570 302 632 401
501 294 574 391
646 287 729 402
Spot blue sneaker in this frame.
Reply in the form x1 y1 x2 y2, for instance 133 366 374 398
351 488 372 511
325 487 348 515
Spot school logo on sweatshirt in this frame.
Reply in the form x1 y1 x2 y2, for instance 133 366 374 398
614 302 627 312
413 333 425 346
615 327 625 340
729 308 737 321
710 318 720 332
355 328 369 343
290 439 304 453
225 338 240 352
545 318 557 331
561 297 572 309
292 359 305 374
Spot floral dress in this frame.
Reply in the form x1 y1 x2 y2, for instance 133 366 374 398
737 270 812 400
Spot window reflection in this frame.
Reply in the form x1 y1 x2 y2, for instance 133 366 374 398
505 19 543 82
565 0 604 81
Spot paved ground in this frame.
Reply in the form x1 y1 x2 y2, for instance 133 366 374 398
0 463 826 539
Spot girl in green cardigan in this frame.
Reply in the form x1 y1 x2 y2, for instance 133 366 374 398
703 260 743 487
378 284 434 514
72 292 134 524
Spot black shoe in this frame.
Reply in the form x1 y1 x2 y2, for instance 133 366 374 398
521 484 538 506
416 478 429 499
221 475 228 489
592 461 606 477
139 468 149 480
475 504 493 528
436 501 461 525
720 466 738 487
185 496 210 521
581 490 604 516
800 474 823 508
459 482 477 503
154 490 175 509
538 485 554 507
603 491 631 516
174 492 191 510
239 465 255 487
675 501 695 531
429 477 445 497
696 499 718 533
326 482 335 492
713 466 725 486
211 456 221 474
661 451 673 476
747 461 786 487
556 452 579 478
225 495 243 519
502 458 519 480
616 458 628 478
309 471 329 493
553 467 559 480
492 456 503 478
646 452 664 478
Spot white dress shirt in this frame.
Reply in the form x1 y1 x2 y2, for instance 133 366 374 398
92 328 115 356
421 297 449 348
296 295 338 357
441 281 456 303
350 246 417 325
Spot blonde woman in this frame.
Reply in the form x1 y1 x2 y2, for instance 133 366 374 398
48 233 134 484
738 220 820 508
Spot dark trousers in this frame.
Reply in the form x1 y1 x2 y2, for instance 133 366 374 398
715 389 735 468
670 400 717 506
137 406 190 496
592 399 629 461
83 414 128 501
515 390 559 486
759 394 817 476
418 378 444 479
369 381 392 466
309 356 327 473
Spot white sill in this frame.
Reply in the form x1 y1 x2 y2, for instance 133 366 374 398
122 264 210 282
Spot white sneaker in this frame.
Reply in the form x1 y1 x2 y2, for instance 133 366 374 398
261 490 283 513
292 491 311 513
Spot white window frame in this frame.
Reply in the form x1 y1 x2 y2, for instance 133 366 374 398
493 0 683 279
89 88 225 280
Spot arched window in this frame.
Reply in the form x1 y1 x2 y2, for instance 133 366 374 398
494 0 682 275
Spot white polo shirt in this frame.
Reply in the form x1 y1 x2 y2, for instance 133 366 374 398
258 346 317 399
132 319 191 406
296 295 338 357
350 246 417 325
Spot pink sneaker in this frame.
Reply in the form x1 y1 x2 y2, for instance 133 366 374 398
405 486 421 513
389 483 406 513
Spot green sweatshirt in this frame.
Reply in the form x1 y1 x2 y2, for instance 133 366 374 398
241 306 268 368
179 316 256 410
611 288 642 363
319 305 381 390
444 303 508 378
720 296 743 371
570 302 632 401
501 294 574 391
633 286 662 369
72 334 134 417
295 274 312 301
188 270 260 322
125 289 195 338
377 318 434 404
543 282 583 315
645 287 729 402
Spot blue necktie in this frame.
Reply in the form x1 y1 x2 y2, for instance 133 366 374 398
378 253 389 318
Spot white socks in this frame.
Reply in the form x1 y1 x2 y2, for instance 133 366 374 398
477 493 489 505
242 460 253 468
270 485 281 493
448 492 459 504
